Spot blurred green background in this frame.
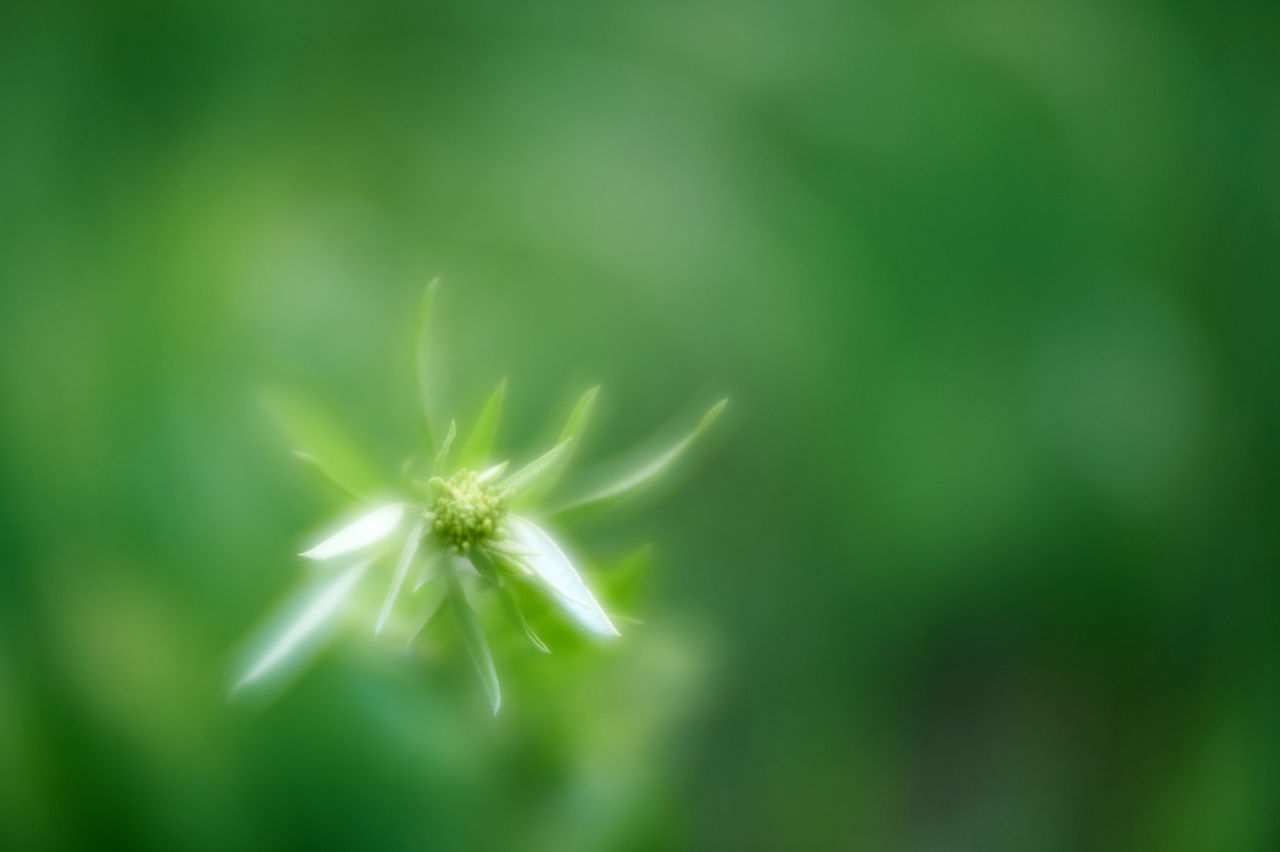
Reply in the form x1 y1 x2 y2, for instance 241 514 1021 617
2 1 1278 849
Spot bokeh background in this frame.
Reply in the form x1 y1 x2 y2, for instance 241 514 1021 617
2 1 1278 849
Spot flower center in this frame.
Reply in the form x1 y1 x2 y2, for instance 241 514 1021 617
428 469 506 552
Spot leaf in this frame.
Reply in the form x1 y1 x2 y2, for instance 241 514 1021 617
446 561 501 714
521 385 599 503
293 451 368 502
433 420 457 475
498 585 550 653
467 549 502 587
500 438 573 497
375 519 426 635
416 277 442 449
407 583 448 645
231 557 372 694
413 551 443 591
458 379 506 468
553 398 727 517
300 503 405 560
263 390 382 499
507 515 618 638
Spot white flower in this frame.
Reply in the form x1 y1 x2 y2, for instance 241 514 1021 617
233 281 726 713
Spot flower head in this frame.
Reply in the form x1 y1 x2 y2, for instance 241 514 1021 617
234 280 725 714
429 469 506 551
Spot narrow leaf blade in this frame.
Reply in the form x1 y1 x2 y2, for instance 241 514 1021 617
376 519 426 635
554 398 727 517
408 583 448 645
447 563 502 714
458 379 506 468
501 438 573 497
433 420 457 475
293 451 367 501
498 585 550 653
522 385 600 503
263 390 382 498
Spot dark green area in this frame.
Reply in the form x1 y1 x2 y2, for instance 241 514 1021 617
1 1 1277 849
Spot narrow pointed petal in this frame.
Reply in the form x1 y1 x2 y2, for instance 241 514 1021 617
232 558 372 693
554 398 727 517
507 515 618 638
476 461 509 484
300 503 405 560
416 276 442 448
458 379 506 468
263 390 382 498
376 520 426 635
446 562 501 714
500 438 573 497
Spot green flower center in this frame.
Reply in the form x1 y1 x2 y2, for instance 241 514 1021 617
429 469 506 552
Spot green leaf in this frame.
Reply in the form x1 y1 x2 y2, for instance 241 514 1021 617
447 563 501 714
501 438 573 497
413 551 443 591
263 390 383 499
407 584 448 646
416 277 442 449
498 585 550 653
433 420 457 475
521 385 599 503
376 519 426 635
467 548 502 587
458 379 506 468
293 451 367 501
553 398 727 518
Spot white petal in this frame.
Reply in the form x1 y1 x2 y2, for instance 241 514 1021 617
476 460 509 483
507 515 618 638
300 503 405 560
375 519 425 635
232 558 371 692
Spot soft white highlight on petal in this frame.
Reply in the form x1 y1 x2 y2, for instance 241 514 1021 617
476 461 508 483
232 558 371 693
376 519 425 635
508 515 619 638
300 503 405 560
